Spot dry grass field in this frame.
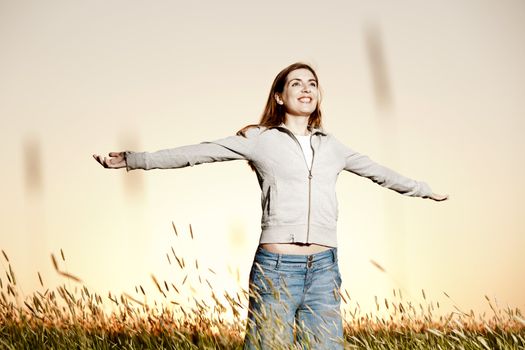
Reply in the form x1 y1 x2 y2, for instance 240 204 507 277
1 227 524 349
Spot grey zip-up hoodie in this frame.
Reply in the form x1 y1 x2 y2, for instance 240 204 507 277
125 123 432 247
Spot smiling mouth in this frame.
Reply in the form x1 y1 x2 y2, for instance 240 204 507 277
298 97 312 103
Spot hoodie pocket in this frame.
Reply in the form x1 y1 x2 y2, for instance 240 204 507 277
266 186 272 216
262 185 275 224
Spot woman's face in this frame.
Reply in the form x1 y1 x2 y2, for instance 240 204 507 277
275 68 319 118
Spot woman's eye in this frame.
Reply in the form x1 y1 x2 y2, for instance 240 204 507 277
291 82 299 87
310 82 317 87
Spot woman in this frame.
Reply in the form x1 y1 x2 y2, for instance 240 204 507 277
93 62 448 349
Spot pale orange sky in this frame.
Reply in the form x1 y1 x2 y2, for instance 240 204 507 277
1 0 524 318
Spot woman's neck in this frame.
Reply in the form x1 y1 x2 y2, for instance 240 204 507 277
284 115 310 136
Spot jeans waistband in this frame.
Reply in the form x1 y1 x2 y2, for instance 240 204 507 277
255 246 337 265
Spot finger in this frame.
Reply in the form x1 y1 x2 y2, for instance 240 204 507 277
94 155 104 166
109 152 122 157
435 194 449 201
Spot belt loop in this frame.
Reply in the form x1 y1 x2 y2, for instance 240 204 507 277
276 254 281 269
331 248 337 263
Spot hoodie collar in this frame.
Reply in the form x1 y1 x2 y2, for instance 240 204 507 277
276 122 327 136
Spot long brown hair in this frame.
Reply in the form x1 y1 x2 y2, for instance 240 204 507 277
237 62 323 136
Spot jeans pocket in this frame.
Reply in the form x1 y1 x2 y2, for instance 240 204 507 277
325 263 342 296
335 270 342 289
250 264 281 296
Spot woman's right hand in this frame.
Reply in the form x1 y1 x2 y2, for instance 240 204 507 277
92 152 126 169
428 193 449 201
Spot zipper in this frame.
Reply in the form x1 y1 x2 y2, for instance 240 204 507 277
278 127 315 243
306 134 315 243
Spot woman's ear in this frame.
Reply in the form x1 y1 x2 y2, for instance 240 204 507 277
274 93 283 105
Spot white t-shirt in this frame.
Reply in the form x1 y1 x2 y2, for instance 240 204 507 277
295 134 313 170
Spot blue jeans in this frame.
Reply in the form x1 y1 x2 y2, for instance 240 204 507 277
243 246 344 349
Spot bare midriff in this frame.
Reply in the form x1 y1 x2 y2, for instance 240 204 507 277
259 243 331 255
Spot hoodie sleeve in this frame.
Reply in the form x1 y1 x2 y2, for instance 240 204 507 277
124 126 261 172
338 140 432 198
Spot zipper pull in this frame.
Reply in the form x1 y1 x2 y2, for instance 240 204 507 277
308 173 313 179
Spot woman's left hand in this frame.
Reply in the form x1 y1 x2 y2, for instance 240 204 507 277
428 193 449 201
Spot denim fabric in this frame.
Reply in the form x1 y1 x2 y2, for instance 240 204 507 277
243 247 344 349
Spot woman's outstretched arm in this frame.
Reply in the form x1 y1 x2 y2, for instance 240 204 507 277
336 138 448 202
93 126 261 171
